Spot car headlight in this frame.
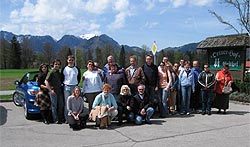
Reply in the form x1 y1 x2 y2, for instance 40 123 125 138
27 89 39 96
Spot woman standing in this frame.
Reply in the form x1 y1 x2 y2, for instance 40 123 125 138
179 63 195 115
82 60 103 113
214 65 233 114
35 63 51 124
67 87 88 130
158 62 172 117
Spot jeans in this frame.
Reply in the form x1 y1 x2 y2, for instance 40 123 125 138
64 85 77 120
118 106 134 122
201 89 212 112
135 107 154 125
49 92 58 122
159 88 169 117
181 85 192 113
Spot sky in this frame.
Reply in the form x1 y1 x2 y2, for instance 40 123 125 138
0 0 242 50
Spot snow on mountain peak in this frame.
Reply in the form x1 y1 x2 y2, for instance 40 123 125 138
79 34 97 40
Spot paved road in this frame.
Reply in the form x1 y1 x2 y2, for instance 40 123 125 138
0 101 249 147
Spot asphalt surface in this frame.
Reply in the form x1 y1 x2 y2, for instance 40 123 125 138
0 101 249 147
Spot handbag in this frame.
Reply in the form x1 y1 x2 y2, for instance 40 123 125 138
222 86 232 94
222 75 232 94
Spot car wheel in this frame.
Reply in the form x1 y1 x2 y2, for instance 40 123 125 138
13 92 22 106
24 101 32 120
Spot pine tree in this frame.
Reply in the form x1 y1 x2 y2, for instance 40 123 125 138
9 36 21 69
119 45 125 68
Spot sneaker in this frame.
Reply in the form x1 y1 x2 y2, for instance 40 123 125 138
201 112 206 115
207 111 211 115
186 112 190 115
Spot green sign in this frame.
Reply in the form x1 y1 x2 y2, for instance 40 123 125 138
209 49 242 70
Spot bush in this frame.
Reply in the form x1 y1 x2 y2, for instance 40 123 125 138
230 74 250 103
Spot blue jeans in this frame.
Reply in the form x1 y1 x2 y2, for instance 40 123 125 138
49 92 58 122
135 107 154 125
64 85 77 119
159 88 169 117
201 89 212 112
118 106 134 122
181 86 192 113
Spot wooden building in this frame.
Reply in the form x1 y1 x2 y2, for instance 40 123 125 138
197 33 249 81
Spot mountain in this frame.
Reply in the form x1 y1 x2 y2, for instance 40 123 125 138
162 42 200 53
0 30 59 52
0 30 200 55
57 35 87 49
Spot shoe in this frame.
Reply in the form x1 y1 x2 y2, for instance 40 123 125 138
117 122 122 126
159 115 167 118
207 112 211 115
180 112 185 115
43 120 49 125
201 112 206 115
223 111 227 114
186 112 190 115
145 121 152 124
217 111 221 114
56 121 62 124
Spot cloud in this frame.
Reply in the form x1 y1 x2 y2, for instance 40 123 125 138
144 0 156 10
144 21 159 29
84 0 110 14
169 0 214 8
108 0 132 30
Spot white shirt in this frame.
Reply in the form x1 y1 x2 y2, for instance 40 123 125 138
63 66 79 85
82 70 103 94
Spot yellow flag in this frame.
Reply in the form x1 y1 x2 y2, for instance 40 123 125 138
151 42 157 55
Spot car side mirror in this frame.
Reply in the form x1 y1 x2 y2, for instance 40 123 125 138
14 80 21 85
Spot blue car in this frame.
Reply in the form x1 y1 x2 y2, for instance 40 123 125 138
13 71 40 119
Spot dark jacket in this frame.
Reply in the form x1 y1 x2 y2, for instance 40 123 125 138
104 71 127 94
198 71 216 89
133 93 153 115
142 63 159 87
117 95 134 109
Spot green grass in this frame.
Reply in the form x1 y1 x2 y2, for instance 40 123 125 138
0 68 86 90
0 95 12 100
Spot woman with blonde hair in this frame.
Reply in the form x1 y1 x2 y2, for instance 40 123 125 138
116 85 134 126
67 87 88 130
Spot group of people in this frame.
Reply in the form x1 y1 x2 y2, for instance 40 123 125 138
34 54 233 130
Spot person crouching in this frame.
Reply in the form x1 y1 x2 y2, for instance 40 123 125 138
67 87 88 130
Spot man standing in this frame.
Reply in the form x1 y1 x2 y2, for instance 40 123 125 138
45 59 64 124
103 55 114 78
61 55 81 122
142 54 158 104
198 64 216 115
191 60 202 113
125 56 146 96
133 84 154 125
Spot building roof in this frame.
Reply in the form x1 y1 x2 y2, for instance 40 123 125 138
197 33 250 49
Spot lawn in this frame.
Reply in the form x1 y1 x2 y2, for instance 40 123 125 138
0 69 86 90
0 69 38 90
